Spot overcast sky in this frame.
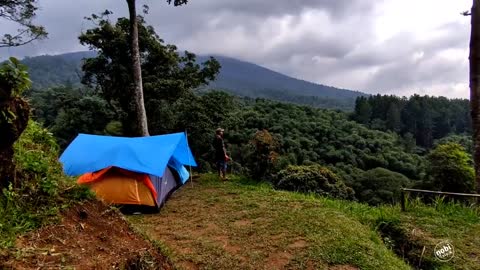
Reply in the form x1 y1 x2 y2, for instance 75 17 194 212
0 0 473 98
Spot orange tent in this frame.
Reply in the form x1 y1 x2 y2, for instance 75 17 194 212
77 165 181 213
78 167 158 207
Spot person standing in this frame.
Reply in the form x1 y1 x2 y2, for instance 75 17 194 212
213 128 230 181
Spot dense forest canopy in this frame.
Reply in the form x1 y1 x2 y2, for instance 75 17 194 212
352 94 472 151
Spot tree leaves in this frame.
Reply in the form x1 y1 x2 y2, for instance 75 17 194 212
0 0 48 47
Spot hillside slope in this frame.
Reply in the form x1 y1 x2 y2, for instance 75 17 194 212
20 51 96 89
19 51 366 110
129 174 480 270
195 55 365 99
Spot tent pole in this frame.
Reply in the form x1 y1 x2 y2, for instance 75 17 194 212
185 128 193 186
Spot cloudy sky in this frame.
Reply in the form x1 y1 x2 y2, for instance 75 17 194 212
0 0 473 98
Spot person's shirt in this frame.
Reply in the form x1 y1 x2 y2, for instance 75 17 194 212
213 135 225 160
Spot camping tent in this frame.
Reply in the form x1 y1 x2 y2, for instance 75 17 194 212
59 132 196 213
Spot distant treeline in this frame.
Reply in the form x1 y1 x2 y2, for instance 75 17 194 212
352 94 471 150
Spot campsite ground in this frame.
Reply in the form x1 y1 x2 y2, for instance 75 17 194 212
2 174 479 269
128 174 480 270
0 200 173 269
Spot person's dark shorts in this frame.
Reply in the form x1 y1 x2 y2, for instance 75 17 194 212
216 160 227 171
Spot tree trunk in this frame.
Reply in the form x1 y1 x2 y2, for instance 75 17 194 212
470 0 480 194
126 0 149 136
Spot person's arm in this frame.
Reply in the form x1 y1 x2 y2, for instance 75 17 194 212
223 140 230 161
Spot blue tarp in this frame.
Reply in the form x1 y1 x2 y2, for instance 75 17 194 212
59 132 197 180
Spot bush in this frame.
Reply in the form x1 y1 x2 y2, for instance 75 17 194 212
351 168 411 205
13 120 64 196
426 142 475 193
0 121 93 248
273 164 354 200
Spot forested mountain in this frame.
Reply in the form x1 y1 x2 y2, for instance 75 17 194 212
195 55 366 109
18 51 365 110
19 51 96 89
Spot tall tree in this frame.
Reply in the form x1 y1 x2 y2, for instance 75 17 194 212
386 103 401 132
353 96 372 125
79 15 220 136
468 0 480 193
0 0 47 47
124 0 188 136
126 0 148 136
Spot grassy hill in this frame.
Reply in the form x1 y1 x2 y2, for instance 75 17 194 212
129 174 480 270
18 51 366 110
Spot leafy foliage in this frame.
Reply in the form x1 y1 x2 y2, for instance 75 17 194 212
274 164 355 200
0 121 93 248
79 14 220 136
246 129 280 179
0 57 31 97
222 99 425 181
13 120 63 195
0 0 47 47
426 142 475 193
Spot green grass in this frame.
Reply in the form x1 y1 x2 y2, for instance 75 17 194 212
127 174 480 270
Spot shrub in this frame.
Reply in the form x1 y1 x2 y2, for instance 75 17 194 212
351 168 411 205
273 164 354 200
13 120 63 196
0 120 93 248
426 142 475 193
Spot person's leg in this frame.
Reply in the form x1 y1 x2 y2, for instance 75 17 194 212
222 162 228 180
216 161 222 179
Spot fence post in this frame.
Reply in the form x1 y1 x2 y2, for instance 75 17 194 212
401 188 406 212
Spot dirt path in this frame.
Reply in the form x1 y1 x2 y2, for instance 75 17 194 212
1 200 173 270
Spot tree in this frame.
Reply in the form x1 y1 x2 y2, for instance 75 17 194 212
386 103 401 132
353 96 372 125
0 0 47 47
247 129 280 179
125 0 148 136
79 15 220 136
352 168 411 205
124 0 188 136
469 0 480 194
0 58 31 188
427 143 475 193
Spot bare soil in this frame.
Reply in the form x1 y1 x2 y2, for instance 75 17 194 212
0 200 173 270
